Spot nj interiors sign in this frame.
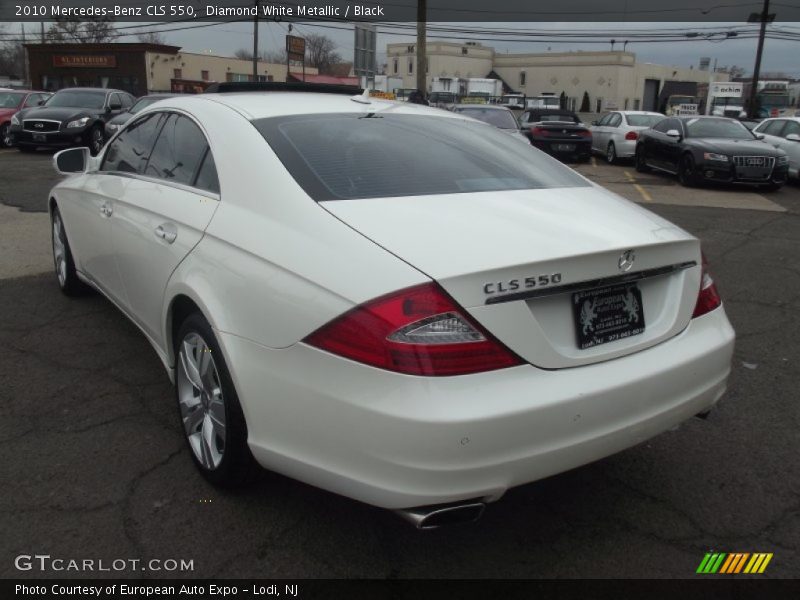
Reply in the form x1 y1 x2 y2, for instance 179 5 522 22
53 55 117 68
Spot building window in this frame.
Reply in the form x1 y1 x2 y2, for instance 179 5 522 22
408 60 413 74
462 47 468 55
634 98 641 110
596 98 602 113
426 59 429 74
173 68 182 79
201 70 209 81
624 98 629 110
393 58 398 74
519 71 526 87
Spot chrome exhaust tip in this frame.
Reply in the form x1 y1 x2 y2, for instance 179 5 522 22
395 501 486 530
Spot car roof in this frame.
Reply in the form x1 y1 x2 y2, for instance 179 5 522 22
454 104 511 110
163 92 466 121
616 111 662 115
55 87 124 93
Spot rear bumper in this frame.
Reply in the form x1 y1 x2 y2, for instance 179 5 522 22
533 139 592 160
219 306 734 509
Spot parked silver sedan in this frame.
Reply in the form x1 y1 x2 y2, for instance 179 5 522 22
751 117 800 179
590 111 664 163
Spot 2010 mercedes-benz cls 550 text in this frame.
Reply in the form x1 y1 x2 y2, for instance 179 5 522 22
48 84 734 529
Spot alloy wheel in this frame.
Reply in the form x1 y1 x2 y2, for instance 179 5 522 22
90 128 103 155
177 332 227 470
52 213 67 287
0 123 11 148
606 143 616 164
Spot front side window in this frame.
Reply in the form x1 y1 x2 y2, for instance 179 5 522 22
761 120 786 136
101 113 165 174
781 120 800 138
144 114 209 186
254 113 589 202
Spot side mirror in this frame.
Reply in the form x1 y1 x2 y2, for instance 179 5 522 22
591 120 598 126
53 147 89 175
666 129 681 138
755 133 766 140
108 102 122 111
786 133 800 142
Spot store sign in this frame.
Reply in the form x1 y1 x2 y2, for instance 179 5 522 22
710 82 743 98
286 35 305 61
53 55 116 68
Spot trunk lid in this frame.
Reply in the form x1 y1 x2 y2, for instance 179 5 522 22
322 186 701 369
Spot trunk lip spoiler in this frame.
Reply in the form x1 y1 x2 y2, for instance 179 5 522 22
485 260 698 305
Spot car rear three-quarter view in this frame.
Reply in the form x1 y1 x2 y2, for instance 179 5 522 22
47 84 735 530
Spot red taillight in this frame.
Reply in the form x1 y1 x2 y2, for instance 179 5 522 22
304 282 524 376
625 131 639 141
692 253 722 318
531 126 548 136
578 130 592 138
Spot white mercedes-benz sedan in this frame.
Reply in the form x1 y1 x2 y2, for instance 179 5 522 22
48 83 734 528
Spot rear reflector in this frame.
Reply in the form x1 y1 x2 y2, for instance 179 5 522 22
304 283 523 376
692 253 722 318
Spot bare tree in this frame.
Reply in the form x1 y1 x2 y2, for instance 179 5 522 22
0 24 26 79
234 48 288 64
136 31 166 45
47 17 116 43
724 65 747 79
304 34 342 74
234 48 255 61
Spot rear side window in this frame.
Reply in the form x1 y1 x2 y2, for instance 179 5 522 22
254 113 588 201
144 114 208 186
101 113 164 174
193 150 220 194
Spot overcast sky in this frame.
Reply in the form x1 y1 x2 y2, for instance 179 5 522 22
116 20 799 77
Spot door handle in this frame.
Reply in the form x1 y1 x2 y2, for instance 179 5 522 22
100 203 113 217
154 224 177 244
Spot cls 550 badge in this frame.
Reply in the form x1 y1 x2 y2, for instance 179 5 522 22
483 273 562 295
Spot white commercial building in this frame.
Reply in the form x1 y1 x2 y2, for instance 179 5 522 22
386 42 728 112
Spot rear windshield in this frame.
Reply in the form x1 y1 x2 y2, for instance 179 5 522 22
455 107 519 129
535 113 580 123
254 113 588 201
626 114 664 127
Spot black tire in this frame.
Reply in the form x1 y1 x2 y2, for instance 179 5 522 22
175 313 257 487
763 182 784 192
678 154 699 187
88 125 104 156
635 146 650 172
0 123 11 148
51 205 90 296
606 142 617 164
18 145 36 153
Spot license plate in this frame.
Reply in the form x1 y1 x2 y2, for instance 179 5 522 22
572 284 645 349
554 143 575 152
33 133 46 142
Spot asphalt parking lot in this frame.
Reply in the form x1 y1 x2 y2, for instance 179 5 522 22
1 148 799 579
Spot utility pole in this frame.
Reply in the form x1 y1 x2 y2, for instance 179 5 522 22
747 0 772 118
252 0 260 81
40 22 44 43
416 0 426 98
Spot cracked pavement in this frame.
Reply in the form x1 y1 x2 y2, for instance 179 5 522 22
0 152 798 578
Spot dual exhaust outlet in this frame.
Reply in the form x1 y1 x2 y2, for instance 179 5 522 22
395 501 486 529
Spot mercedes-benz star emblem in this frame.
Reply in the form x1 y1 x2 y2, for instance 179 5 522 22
618 249 636 272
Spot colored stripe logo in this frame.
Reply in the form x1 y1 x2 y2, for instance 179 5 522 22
696 552 773 574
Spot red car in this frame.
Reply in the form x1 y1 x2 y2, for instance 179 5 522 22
0 89 52 148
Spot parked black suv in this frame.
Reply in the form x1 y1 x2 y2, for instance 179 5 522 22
10 87 135 155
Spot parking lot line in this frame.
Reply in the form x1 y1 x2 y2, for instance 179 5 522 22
622 170 653 202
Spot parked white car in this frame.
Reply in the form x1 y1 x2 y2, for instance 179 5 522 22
591 111 665 163
752 117 800 179
48 85 734 528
